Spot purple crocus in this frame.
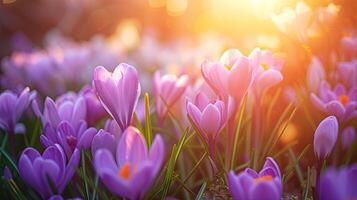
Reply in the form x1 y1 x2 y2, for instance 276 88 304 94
228 157 282 200
311 81 357 122
40 120 96 158
94 126 164 200
18 144 80 199
318 163 357 200
33 96 87 132
186 92 232 149
338 59 357 88
341 126 356 150
153 71 189 123
313 116 338 159
0 87 36 134
93 64 141 132
307 57 326 93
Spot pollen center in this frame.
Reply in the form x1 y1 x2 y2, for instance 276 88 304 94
261 63 269 71
255 175 273 183
118 162 131 180
339 95 349 106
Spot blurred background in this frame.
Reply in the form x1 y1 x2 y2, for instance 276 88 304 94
1 0 356 58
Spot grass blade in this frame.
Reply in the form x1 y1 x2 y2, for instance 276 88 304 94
144 93 153 147
195 182 207 200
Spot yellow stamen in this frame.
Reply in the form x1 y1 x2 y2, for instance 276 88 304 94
255 175 273 183
118 162 131 180
339 95 349 106
261 63 269 71
225 65 232 70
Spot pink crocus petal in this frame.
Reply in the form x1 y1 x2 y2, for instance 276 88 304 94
117 127 148 167
310 93 326 111
43 97 61 128
228 57 252 101
314 116 339 159
98 169 132 198
94 149 118 174
149 135 164 174
255 69 283 95
220 49 243 67
201 61 229 97
263 157 282 178
59 148 80 192
200 104 221 140
128 162 155 200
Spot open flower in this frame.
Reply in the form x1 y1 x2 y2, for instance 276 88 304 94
0 87 36 134
202 49 252 102
94 126 164 200
186 92 232 148
153 71 189 123
18 144 80 199
93 64 140 132
311 81 357 122
228 157 282 200
318 163 357 200
313 116 338 159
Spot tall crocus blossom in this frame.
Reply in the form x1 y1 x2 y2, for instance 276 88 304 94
341 127 356 150
94 126 164 200
313 116 338 159
186 92 232 152
0 87 36 134
18 144 80 199
202 49 252 102
93 64 140 132
249 48 283 96
311 81 357 122
153 71 189 123
318 164 357 200
228 157 282 200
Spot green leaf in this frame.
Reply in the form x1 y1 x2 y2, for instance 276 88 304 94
144 93 153 147
195 182 207 200
0 147 19 175
81 151 89 200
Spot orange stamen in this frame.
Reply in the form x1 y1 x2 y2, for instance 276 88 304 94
118 162 131 180
261 63 269 71
255 175 273 183
339 95 349 106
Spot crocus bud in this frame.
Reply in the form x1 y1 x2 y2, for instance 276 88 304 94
341 126 356 150
313 116 338 159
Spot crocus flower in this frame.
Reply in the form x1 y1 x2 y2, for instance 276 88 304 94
93 64 140 132
307 57 325 93
249 48 283 96
341 35 357 59
18 144 80 199
318 163 357 200
0 87 36 134
33 96 87 132
202 49 252 102
186 92 232 148
228 157 282 200
341 126 356 150
313 116 338 159
271 1 311 42
153 71 189 123
94 126 164 200
311 82 357 122
41 120 96 158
